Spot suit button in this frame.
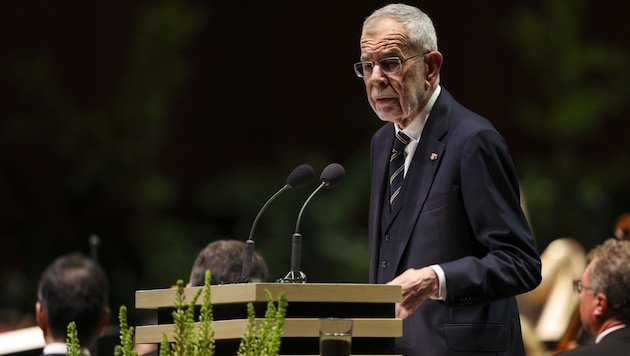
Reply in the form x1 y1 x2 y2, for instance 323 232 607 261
381 261 387 269
384 234 391 242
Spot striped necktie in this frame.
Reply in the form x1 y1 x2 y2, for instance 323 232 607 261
389 131 410 209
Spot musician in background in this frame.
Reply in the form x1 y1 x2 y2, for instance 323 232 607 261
555 238 630 355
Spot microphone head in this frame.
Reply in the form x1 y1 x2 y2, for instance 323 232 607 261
320 163 345 188
286 164 315 188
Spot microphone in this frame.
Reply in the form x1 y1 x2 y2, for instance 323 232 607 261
278 163 345 283
235 164 315 283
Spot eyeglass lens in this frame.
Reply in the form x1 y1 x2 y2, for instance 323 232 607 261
356 58 402 77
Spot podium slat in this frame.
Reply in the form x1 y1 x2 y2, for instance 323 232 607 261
136 283 401 309
135 317 402 343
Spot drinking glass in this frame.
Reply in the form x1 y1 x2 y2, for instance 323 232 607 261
319 317 353 356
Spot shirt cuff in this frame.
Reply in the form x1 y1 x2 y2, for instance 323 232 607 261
429 264 447 300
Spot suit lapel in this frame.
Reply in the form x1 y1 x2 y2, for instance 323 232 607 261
390 91 450 268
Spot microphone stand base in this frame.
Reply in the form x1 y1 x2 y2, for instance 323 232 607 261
234 276 251 283
276 271 307 283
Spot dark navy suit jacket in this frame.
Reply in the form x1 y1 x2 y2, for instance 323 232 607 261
368 87 542 355
556 326 630 355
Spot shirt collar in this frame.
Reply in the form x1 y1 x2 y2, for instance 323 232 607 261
595 324 627 343
395 85 441 141
43 343 67 355
43 343 91 356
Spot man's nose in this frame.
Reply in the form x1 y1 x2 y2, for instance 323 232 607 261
367 66 388 85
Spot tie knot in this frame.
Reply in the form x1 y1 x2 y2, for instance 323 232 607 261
392 131 410 154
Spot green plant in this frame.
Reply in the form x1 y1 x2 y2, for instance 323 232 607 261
68 270 288 355
114 305 137 356
238 289 288 356
66 322 81 356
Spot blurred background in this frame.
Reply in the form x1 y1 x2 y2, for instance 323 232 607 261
1 0 628 340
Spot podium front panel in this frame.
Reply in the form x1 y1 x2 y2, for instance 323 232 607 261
135 283 402 355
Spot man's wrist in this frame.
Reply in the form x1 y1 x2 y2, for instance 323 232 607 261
429 264 446 300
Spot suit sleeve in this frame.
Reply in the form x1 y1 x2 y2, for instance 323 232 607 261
440 128 542 305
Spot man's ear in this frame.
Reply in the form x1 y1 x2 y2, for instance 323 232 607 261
594 293 607 317
35 301 48 332
424 51 443 86
95 306 111 336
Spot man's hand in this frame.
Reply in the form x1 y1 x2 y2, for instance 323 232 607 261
387 267 439 319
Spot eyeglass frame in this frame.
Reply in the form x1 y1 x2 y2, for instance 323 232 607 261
353 51 431 78
572 279 594 293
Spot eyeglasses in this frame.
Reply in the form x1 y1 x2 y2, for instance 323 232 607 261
353 51 430 78
573 279 593 293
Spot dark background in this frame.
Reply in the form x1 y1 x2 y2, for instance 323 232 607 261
1 0 629 332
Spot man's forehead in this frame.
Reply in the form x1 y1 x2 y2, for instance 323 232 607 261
360 18 409 55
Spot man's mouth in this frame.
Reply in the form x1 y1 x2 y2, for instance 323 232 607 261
376 97 398 103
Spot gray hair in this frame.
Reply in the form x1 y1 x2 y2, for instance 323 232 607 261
586 238 630 322
363 3 438 53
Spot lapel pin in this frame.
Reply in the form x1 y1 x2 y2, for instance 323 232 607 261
430 153 438 161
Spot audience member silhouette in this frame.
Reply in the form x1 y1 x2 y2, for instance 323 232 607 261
188 239 269 286
36 252 110 355
133 239 269 355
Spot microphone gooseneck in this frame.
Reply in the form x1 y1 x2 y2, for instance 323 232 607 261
278 163 345 283
247 163 315 241
235 164 315 283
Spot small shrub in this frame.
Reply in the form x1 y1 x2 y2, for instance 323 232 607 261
68 270 288 356
66 322 81 356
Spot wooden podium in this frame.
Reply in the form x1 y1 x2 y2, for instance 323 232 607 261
135 283 402 356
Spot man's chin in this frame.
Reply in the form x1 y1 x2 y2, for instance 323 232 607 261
377 114 408 127
375 110 403 123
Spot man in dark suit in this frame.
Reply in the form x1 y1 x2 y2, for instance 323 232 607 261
36 252 110 355
555 238 630 355
355 4 543 355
